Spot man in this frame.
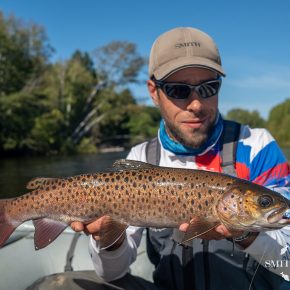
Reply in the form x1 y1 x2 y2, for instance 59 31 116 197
72 27 290 290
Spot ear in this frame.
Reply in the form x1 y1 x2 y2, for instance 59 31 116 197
147 79 160 106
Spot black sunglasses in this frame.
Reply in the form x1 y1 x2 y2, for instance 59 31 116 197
153 77 222 99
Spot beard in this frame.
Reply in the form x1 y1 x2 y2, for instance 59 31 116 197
163 111 217 149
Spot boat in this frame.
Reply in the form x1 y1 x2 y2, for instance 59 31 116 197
0 222 154 290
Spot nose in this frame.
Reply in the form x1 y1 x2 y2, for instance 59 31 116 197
186 94 203 112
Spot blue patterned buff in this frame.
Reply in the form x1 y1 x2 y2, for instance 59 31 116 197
159 112 223 156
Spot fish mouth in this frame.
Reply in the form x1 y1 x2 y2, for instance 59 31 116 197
267 206 290 224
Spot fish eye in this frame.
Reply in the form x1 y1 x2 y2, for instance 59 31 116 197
258 195 273 208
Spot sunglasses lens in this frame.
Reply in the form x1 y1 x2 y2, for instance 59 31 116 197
198 81 221 98
164 84 191 99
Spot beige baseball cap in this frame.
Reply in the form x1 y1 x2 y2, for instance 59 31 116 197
149 27 225 80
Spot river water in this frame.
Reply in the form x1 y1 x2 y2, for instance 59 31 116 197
0 151 128 198
1 148 289 199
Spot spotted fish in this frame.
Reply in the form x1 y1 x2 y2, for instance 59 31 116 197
0 159 289 250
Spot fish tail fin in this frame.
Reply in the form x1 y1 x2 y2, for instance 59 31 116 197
0 199 21 247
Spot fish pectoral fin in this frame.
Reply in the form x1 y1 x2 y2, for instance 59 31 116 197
26 178 57 190
181 219 220 245
111 159 154 171
98 218 128 250
33 218 68 250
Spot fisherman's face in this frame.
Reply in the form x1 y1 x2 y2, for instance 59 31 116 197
148 67 219 149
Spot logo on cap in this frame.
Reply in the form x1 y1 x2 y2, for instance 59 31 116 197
175 42 201 49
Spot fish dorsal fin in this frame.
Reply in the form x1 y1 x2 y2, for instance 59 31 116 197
180 219 220 245
112 159 154 171
26 177 56 190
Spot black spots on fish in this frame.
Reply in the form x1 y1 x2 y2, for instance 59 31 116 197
174 209 178 215
198 192 202 199
171 202 175 207
208 190 212 195
178 197 181 203
143 184 146 190
132 182 137 188
148 176 153 182
113 203 117 209
126 190 129 196
68 177 73 183
184 176 188 181
111 178 115 182
195 176 199 181
223 207 227 211
205 200 209 207
170 189 175 195
138 174 142 181
105 178 110 183
116 175 121 181
183 203 187 209
198 204 202 210
124 177 129 183
131 171 137 177
81 178 86 183
171 177 176 182
61 183 66 188
184 192 189 198
227 182 232 186
182 213 186 219
191 199 194 206
190 207 194 214
115 185 119 190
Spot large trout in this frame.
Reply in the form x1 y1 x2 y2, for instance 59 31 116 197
0 159 289 250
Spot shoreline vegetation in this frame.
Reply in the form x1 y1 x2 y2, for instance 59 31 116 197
1 11 290 157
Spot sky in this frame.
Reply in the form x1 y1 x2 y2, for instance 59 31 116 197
1 0 290 119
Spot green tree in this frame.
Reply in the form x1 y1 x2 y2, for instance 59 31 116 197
225 108 266 128
93 41 145 86
0 92 47 153
126 105 160 144
0 11 53 95
267 99 290 147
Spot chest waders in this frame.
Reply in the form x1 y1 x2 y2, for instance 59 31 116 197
145 120 240 290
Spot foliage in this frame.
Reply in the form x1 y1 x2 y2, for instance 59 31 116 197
1 10 289 156
225 108 266 128
267 99 290 147
0 11 53 95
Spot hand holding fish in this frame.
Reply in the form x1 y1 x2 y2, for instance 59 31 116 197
179 218 258 248
71 216 126 250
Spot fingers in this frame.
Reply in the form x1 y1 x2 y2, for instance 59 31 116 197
70 216 113 241
70 221 84 232
178 222 244 240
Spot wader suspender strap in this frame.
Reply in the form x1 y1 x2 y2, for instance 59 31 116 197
220 120 241 177
145 120 241 290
